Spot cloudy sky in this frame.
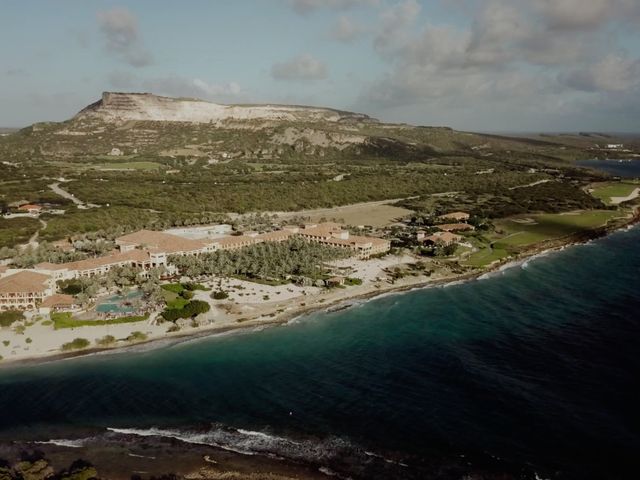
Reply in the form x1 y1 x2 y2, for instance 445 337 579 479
1 0 639 131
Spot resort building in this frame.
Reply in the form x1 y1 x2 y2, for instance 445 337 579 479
437 223 475 232
39 294 80 313
439 211 470 222
0 271 54 311
423 231 463 246
35 249 167 280
298 223 391 259
116 230 212 256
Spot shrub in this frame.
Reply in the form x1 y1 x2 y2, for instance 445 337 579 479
2 340 9 347
96 335 116 346
344 277 363 286
211 290 229 300
161 300 210 322
25 338 32 344
127 331 147 342
167 324 180 333
161 283 184 294
62 338 90 351
0 310 25 328
57 279 83 295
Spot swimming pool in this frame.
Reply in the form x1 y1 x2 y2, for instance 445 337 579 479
96 290 143 314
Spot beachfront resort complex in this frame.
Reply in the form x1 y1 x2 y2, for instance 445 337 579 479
0 222 391 313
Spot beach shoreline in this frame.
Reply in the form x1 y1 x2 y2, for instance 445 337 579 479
2 209 638 369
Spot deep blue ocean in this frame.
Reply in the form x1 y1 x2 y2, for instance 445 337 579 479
0 226 639 479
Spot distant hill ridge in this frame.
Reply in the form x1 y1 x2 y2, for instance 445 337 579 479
76 92 377 124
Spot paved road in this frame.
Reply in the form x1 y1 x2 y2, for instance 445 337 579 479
49 182 99 209
508 179 552 190
49 182 83 206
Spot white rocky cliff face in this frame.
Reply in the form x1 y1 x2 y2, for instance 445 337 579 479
76 92 376 125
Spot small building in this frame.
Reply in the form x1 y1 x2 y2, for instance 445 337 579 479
17 204 42 215
605 144 623 150
437 223 475 232
416 230 426 241
439 211 470 222
424 232 462 246
326 276 345 287
39 294 80 314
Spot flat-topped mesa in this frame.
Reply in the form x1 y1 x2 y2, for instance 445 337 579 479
75 92 377 124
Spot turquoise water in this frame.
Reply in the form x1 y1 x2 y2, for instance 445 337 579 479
95 290 142 314
0 226 639 478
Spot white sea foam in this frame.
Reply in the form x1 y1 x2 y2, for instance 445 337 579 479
106 425 361 464
34 438 87 448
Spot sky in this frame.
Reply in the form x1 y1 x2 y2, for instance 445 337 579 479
1 0 639 131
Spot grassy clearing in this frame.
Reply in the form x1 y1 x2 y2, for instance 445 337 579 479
51 312 149 329
494 210 620 248
93 161 164 171
590 182 638 204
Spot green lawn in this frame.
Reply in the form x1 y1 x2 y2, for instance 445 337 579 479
463 245 510 267
463 210 621 267
51 312 149 329
498 210 620 246
590 182 638 205
163 290 190 310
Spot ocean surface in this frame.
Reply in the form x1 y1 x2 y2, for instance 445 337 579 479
577 158 640 177
1 226 639 479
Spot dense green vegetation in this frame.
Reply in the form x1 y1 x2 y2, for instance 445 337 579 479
398 181 606 219
61 337 91 351
0 310 25 328
161 299 210 322
0 217 41 249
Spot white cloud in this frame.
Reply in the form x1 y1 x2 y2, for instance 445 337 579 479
288 0 378 14
562 54 640 92
534 0 614 31
356 0 640 130
139 76 244 101
330 16 363 42
271 54 328 81
97 7 153 67
374 0 421 55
